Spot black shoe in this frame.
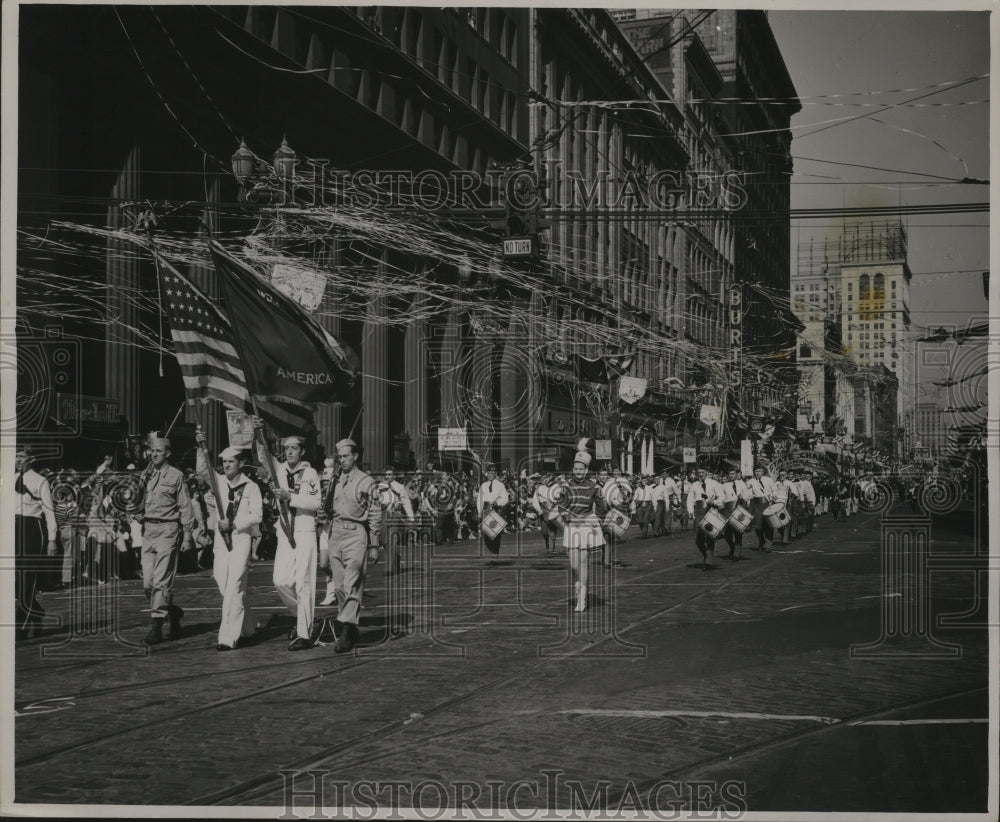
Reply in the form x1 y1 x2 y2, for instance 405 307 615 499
143 621 165 646
288 636 313 651
167 605 183 640
334 624 358 653
217 643 234 652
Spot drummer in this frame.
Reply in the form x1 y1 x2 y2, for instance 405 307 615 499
559 450 604 612
531 473 561 557
720 468 750 561
773 470 798 545
746 466 777 552
598 466 631 568
686 467 725 570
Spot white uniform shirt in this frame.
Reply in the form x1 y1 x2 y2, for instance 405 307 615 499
659 478 680 506
477 479 509 515
275 461 321 533
16 468 57 537
686 478 724 515
719 479 746 505
205 473 264 535
774 479 798 504
531 483 552 516
378 479 415 521
799 479 817 504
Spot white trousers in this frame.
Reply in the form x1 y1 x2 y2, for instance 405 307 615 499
213 531 255 647
273 528 317 640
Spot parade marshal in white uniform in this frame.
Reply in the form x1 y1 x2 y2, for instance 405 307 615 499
196 434 263 651
256 428 321 651
327 437 382 653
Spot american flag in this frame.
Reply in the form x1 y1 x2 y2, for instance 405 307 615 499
155 253 315 434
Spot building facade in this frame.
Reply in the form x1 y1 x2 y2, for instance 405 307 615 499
17 5 801 475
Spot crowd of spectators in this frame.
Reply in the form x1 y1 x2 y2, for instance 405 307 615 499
28 446 919 595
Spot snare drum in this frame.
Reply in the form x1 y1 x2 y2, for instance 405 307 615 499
480 510 507 540
699 507 728 539
603 509 631 539
728 505 754 533
763 504 790 530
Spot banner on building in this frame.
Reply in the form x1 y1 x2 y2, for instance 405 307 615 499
438 427 468 451
683 447 697 463
226 410 255 450
618 376 648 404
595 439 612 460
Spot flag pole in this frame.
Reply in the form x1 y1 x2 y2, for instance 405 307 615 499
206 239 296 550
249 396 296 550
193 402 233 552
164 402 186 439
347 402 365 440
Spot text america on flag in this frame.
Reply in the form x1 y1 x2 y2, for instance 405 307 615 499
154 252 315 434
209 240 358 405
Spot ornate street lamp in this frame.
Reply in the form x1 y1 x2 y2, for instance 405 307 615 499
231 137 298 203
273 136 297 180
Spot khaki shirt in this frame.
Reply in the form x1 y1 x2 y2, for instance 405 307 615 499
331 468 382 539
142 464 195 535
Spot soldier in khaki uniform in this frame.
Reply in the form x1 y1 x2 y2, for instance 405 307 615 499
139 436 195 645
327 438 382 653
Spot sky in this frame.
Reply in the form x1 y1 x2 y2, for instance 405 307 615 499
767 6 991 417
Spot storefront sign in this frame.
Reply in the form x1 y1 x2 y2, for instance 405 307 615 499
683 447 697 463
55 394 119 425
438 427 468 451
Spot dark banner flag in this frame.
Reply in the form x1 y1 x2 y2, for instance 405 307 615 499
152 251 316 434
209 241 359 405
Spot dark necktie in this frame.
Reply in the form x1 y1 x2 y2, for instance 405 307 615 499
286 470 297 493
490 481 495 494
226 485 237 521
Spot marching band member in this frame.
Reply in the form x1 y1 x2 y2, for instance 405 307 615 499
721 468 750 561
326 438 382 653
798 472 817 535
256 426 321 651
598 467 632 567
14 446 58 639
686 467 724 569
656 472 680 536
560 450 604 612
773 470 798 545
378 466 416 575
195 434 262 651
476 464 510 562
747 466 777 552
531 473 561 557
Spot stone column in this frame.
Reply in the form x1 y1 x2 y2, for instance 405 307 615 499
314 239 342 451
404 298 427 467
362 293 388 470
105 145 140 433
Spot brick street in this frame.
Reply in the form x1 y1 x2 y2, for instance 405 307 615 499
13 507 990 814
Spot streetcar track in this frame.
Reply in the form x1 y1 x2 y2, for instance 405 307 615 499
185 544 799 805
604 684 990 805
15 513 878 783
14 655 383 768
